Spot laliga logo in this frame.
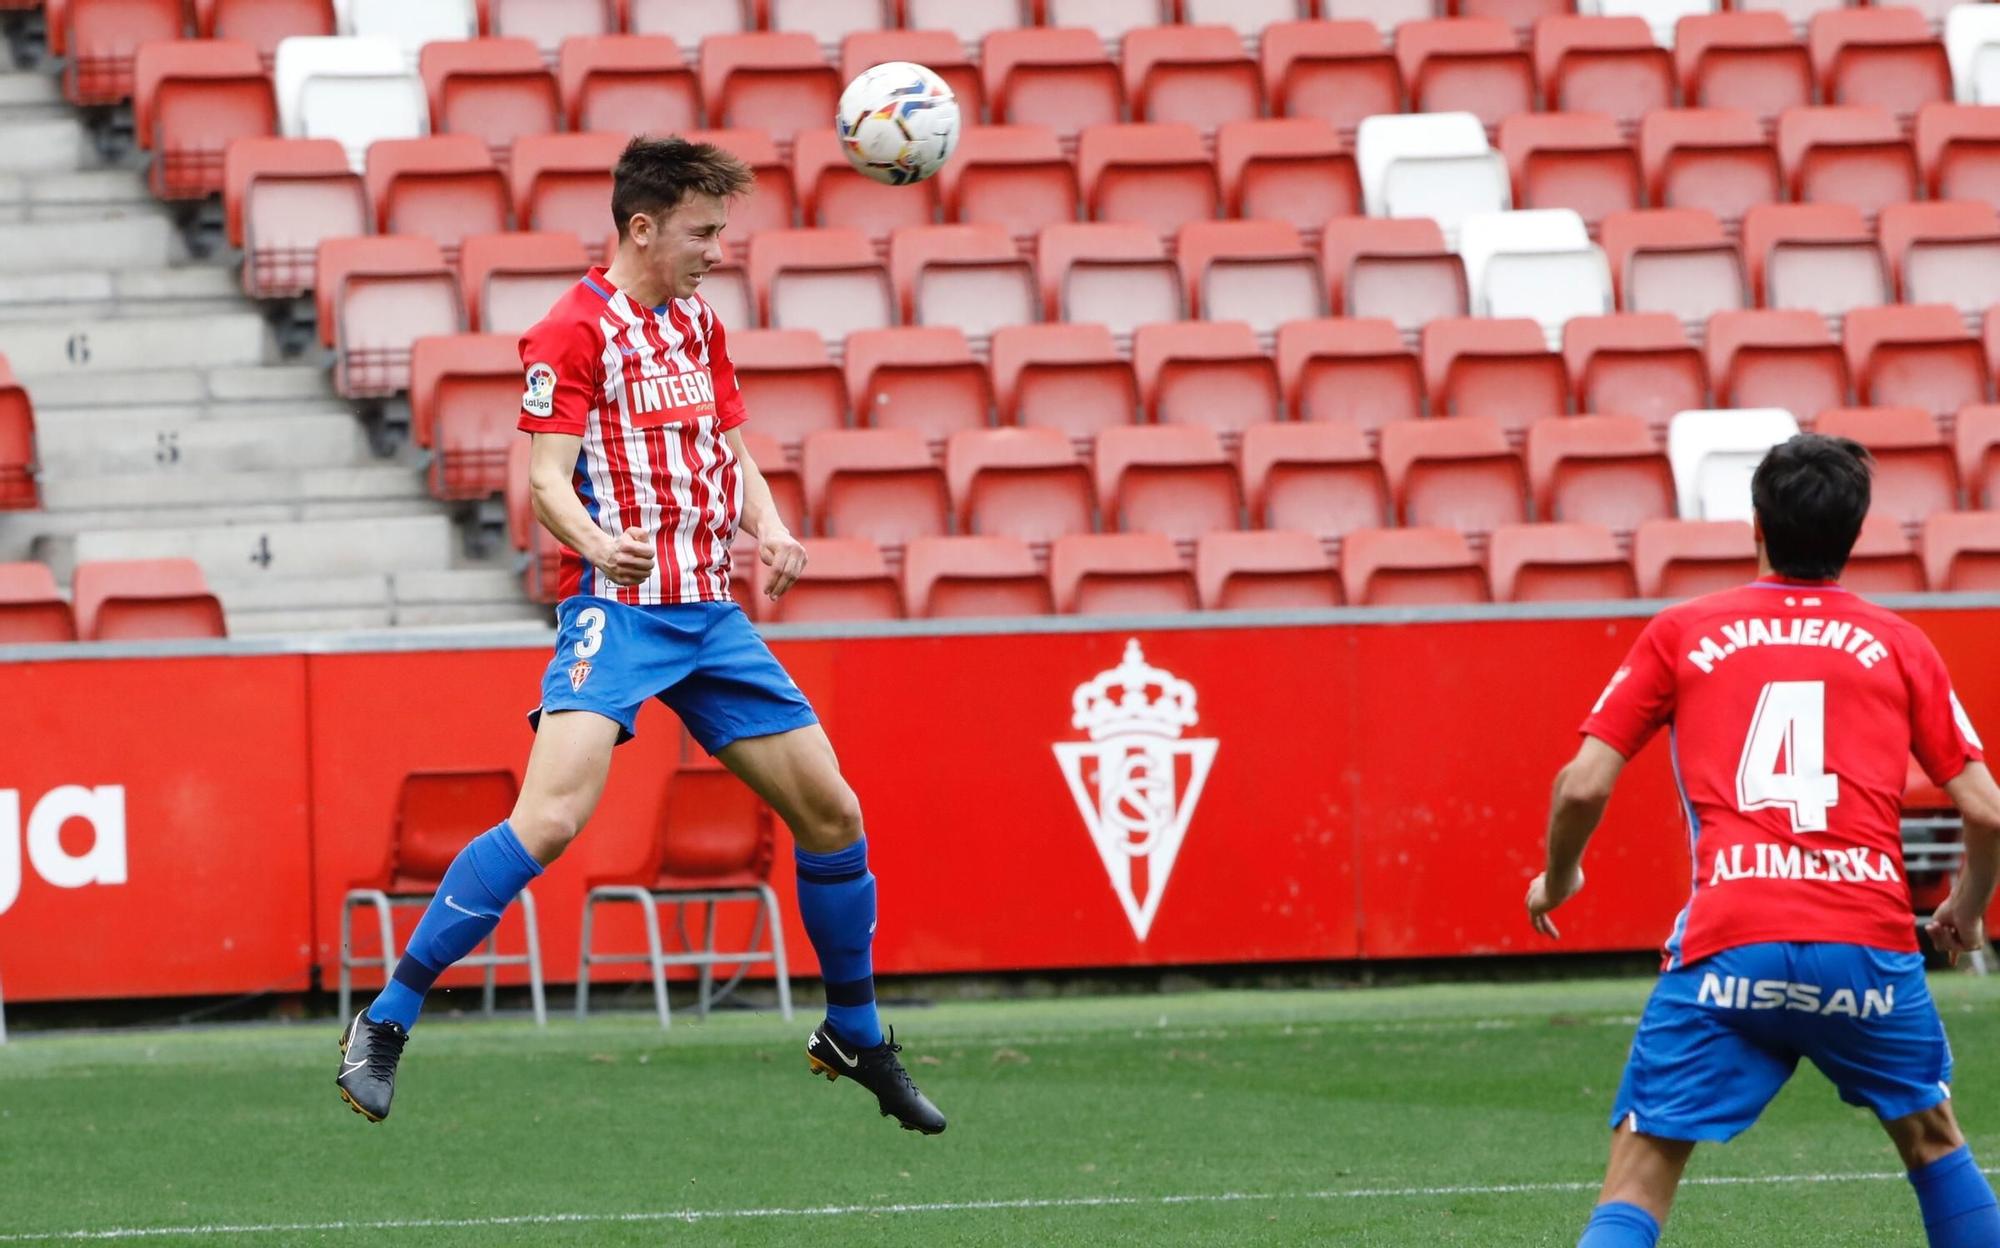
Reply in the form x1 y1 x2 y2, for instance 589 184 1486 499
1053 640 1217 941
0 786 127 916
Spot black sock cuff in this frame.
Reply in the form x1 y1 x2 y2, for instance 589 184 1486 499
824 975 876 1007
391 953 443 997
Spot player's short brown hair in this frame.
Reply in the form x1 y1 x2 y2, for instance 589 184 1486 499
611 136 754 240
1751 433 1874 581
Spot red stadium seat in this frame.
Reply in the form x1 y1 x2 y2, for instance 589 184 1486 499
1633 518 1757 598
1320 216 1469 328
366 135 512 268
740 431 806 537
1238 420 1391 543
1177 218 1324 332
1844 304 1990 416
1958 405 2000 511
1131 320 1280 440
204 0 333 71
1916 104 2000 210
684 129 793 259
1526 413 1676 534
801 428 949 550
1533 17 1673 137
1342 527 1491 605
938 124 1080 250
1738 202 1885 316
1096 424 1242 550
902 535 1052 618
1422 317 1570 442
1777 106 1918 220
457 231 586 336
225 137 364 299
1076 123 1219 242
1640 108 1782 231
558 36 698 137
769 0 892 42
490 0 616 63
317 236 463 398
410 333 519 498
1923 511 2000 591
946 426 1095 549
727 329 847 458
1563 313 1708 427
748 228 893 339
627 0 751 42
0 563 73 644
510 133 625 261
1184 0 1315 34
1843 509 1927 594
845 326 992 449
1497 112 1641 235
700 33 839 147
904 0 1029 49
792 129 939 253
71 558 226 641
1196 529 1339 610
1675 13 1811 132
66 0 184 106
1706 308 1851 424
888 224 1037 337
0 357 38 512
1877 201 2000 314
1599 208 1746 322
989 322 1139 447
1807 8 1950 129
1037 222 1181 333
1047 0 1173 42
418 39 557 170
1050 532 1198 615
1813 406 1958 533
1488 522 1637 601
1396 19 1536 134
1379 416 1530 535
1216 119 1361 240
768 538 902 622
1121 23 1262 130
134 40 274 200
1276 317 1424 433
982 27 1124 146
1260 20 1403 143
842 32 982 124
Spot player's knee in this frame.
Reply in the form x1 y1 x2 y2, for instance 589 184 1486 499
793 785 864 856
509 806 586 863
1890 1104 1966 1169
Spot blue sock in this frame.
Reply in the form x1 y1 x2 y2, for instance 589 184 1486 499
1910 1144 2000 1247
1577 1201 1660 1248
365 821 543 1031
795 838 881 1047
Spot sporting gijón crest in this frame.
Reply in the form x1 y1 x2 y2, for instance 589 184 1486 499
1053 640 1218 941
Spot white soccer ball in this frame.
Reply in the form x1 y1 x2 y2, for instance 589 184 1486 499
836 61 960 186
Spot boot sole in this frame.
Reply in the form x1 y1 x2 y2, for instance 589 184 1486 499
807 1052 945 1134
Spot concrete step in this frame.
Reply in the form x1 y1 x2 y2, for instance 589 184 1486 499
0 168 153 208
5 369 211 408
0 266 238 309
0 216 171 274
0 117 85 173
0 298 249 323
32 398 363 423
72 514 457 582
40 465 428 512
208 363 338 403
0 311 269 374
395 600 549 629
18 364 340 409
394 567 528 606
228 606 396 635
33 413 370 475
220 573 390 613
0 74 62 108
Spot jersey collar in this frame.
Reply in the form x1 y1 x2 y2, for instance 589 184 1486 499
580 266 670 315
1750 574 1848 593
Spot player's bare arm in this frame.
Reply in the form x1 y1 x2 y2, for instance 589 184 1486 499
527 430 654 588
1527 736 1627 939
727 428 806 599
1929 762 2000 960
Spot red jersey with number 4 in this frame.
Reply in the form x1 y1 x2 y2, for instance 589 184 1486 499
517 266 749 605
1582 577 1985 969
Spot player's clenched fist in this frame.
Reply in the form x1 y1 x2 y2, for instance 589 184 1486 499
594 526 656 587
761 529 808 599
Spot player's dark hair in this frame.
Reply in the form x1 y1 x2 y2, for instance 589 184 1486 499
611 136 754 240
1750 433 1873 581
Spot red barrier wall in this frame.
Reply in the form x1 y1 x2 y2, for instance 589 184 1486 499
2 606 1994 1003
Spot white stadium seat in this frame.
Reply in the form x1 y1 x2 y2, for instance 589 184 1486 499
1458 209 1613 341
1355 112 1511 243
345 0 476 68
1947 4 2000 103
1668 408 1803 521
275 36 429 172
1585 0 1713 47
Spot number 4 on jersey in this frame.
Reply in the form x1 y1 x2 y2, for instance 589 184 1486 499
1736 681 1840 833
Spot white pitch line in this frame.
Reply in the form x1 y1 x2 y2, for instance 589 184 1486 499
0 1167 1975 1242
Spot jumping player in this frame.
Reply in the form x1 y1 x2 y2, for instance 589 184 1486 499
336 137 946 1135
1526 434 2000 1247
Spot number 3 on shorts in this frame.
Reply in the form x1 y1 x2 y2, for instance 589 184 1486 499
574 606 607 659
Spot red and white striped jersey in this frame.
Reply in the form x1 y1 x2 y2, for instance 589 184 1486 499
516 266 749 605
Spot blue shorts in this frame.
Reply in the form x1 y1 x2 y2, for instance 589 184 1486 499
530 597 818 754
1611 941 1952 1142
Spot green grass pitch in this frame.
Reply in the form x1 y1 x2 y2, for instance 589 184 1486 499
4 975 1999 1245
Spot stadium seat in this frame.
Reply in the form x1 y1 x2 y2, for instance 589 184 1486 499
1916 103 2000 213
274 36 428 172
1195 530 1339 610
1878 200 2000 314
205 0 334 72
1633 517 1757 597
1176 219 1324 334
801 428 949 550
727 329 847 457
769 0 890 43
1341 526 1491 605
845 326 992 449
558 36 699 137
1845 303 1991 416
1809 8 1952 128
1496 112 1641 234
409 333 518 498
700 33 839 147
1842 509 1928 594
0 563 74 644
1667 407 1802 520
1949 5 2000 106
366 135 511 268
938 124 1078 250
133 40 275 201
457 231 586 335
1320 217 1471 330
1037 222 1181 333
1260 20 1404 143
1563 313 1708 427
1599 208 1746 323
1121 23 1262 131
1705 308 1850 424
1738 202 1886 316
888 224 1037 338
317 235 463 398
1731 0 1844 30
1924 510 2000 590
989 322 1139 447
1325 0 1439 33
225 137 366 299
1276 317 1425 433
1395 19 1537 134
903 535 1052 618
1464 0 1571 34
904 0 1028 48
64 0 184 106
1076 123 1219 242
1533 17 1673 137
0 357 37 512
1959 404 2000 510
1049 532 1198 615
1597 0 1717 48
1527 413 1677 534
946 426 1095 550
1674 12 1811 132
1777 106 1919 221
740 431 806 537
1096 424 1243 550
417 38 557 168
1216 119 1362 240
1422 316 1570 441
982 27 1124 145
509 132 624 258
749 228 893 339
489 0 615 63
1131 320 1280 441
767 537 903 622
1047 0 1174 42
628 0 752 45
1238 419 1392 543
683 129 793 259
1379 416 1530 535
1355 112 1512 243
347 0 475 70
1185 0 1315 38
1488 522 1637 601
71 558 226 641
1638 108 1781 231
1814 406 1958 534
1457 209 1613 337
792 129 939 252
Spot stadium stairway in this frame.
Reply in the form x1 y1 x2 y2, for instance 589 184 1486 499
0 63 544 635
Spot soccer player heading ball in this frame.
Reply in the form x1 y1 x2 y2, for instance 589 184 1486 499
1528 435 2000 1247
337 136 945 1136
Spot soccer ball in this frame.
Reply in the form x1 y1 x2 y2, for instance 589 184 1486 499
836 62 960 186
